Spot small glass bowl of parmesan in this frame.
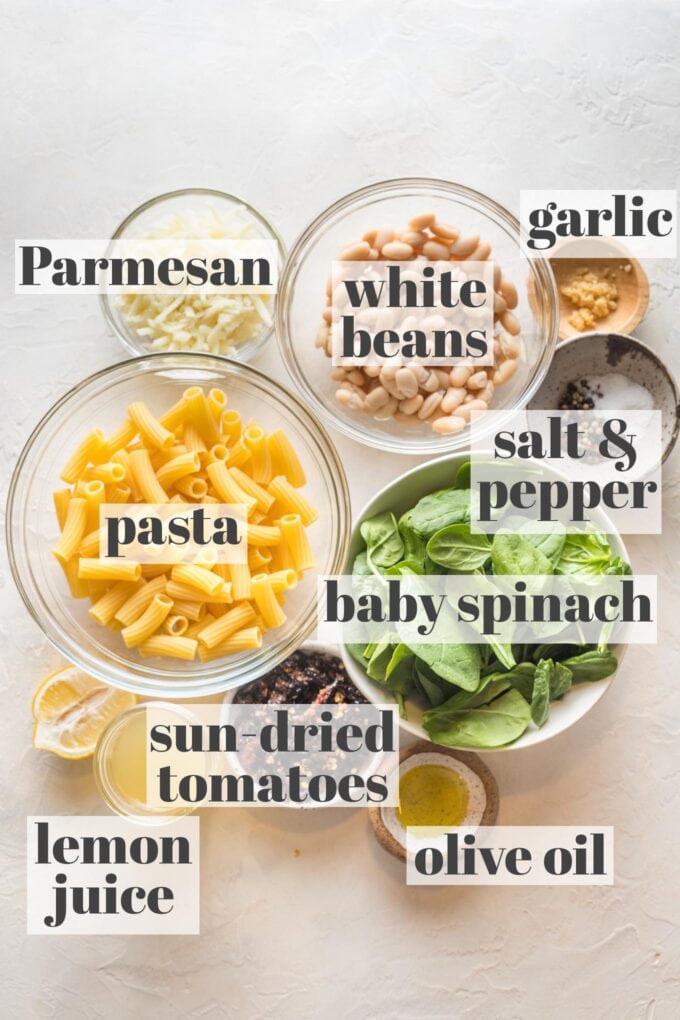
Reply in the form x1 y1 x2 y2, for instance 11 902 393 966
101 189 285 362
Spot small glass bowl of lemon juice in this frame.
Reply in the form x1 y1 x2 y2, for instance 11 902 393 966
94 703 200 824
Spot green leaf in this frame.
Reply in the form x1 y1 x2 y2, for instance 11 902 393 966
501 661 536 702
426 523 491 572
366 640 394 682
491 533 554 576
520 521 567 565
360 512 404 574
432 672 512 713
409 642 481 691
550 661 573 700
454 461 471 489
555 532 612 576
531 659 552 727
410 487 474 537
384 644 416 694
560 650 618 683
423 688 532 749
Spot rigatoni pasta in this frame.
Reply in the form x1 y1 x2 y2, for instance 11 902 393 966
50 386 318 663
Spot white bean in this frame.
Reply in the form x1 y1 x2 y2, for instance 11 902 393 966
423 370 441 393
365 385 390 410
431 415 467 435
399 393 424 415
340 241 371 261
494 292 507 316
492 358 519 384
466 370 488 390
374 227 395 251
382 240 414 260
477 383 495 403
395 367 419 399
450 234 479 258
336 388 364 411
401 230 427 247
347 369 366 387
449 365 473 387
441 386 466 413
456 399 488 421
330 367 347 381
373 396 398 420
418 390 445 419
423 240 451 261
500 310 521 336
500 278 519 309
432 221 459 240
409 212 435 230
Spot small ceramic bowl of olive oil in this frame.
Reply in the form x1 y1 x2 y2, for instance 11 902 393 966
369 741 499 861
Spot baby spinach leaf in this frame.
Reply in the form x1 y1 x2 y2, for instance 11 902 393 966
531 643 581 663
520 520 567 566
366 640 395 682
398 509 428 565
555 532 612 576
491 533 554 576
560 650 618 683
360 512 404 574
530 659 552 727
426 523 491 572
433 672 512 713
549 661 573 700
501 661 536 702
384 644 416 694
385 559 425 576
454 461 471 489
409 641 481 691
423 688 532 749
345 643 369 665
352 551 372 576
414 661 450 707
410 488 473 537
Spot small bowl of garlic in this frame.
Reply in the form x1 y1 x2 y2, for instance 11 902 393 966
101 189 285 362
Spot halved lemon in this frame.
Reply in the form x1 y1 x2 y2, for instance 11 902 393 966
32 664 137 760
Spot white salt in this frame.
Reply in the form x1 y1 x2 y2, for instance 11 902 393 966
587 373 654 411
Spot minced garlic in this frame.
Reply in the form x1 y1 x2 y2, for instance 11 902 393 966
560 269 618 332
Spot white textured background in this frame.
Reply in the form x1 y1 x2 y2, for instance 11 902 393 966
2 2 680 1018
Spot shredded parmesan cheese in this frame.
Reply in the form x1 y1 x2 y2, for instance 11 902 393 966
116 206 273 355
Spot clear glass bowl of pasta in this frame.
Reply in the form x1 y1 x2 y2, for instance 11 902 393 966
276 178 559 453
6 354 350 698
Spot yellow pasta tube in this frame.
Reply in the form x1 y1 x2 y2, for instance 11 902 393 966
208 388 227 421
139 635 198 660
268 475 319 525
52 498 87 565
140 563 170 579
106 419 138 455
185 612 215 638
78 558 142 582
89 579 142 626
171 564 225 596
267 568 298 593
60 557 90 598
229 467 275 513
87 580 110 601
243 425 272 484
184 386 220 446
279 514 315 573
248 547 272 571
247 522 282 547
110 449 140 500
183 422 207 455
206 461 256 512
227 437 251 468
197 603 257 649
166 580 232 603
171 598 206 622
128 448 169 504
89 462 127 485
173 476 208 500
128 401 175 450
207 443 229 464
220 409 241 443
82 479 106 530
163 614 189 636
60 429 108 484
53 489 72 531
121 593 173 647
198 626 262 661
251 574 286 628
228 562 251 601
158 395 190 431
155 451 201 489
108 484 132 504
77 527 105 558
114 575 167 625
266 429 307 487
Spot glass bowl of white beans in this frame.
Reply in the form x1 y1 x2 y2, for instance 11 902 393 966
6 354 350 698
276 178 559 453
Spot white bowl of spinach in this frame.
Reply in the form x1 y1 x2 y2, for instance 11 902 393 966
340 454 630 751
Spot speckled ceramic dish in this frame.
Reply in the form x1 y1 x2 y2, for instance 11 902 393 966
528 331 680 463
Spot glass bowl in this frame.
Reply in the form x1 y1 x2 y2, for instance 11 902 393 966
100 188 285 362
7 354 350 698
276 178 559 453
